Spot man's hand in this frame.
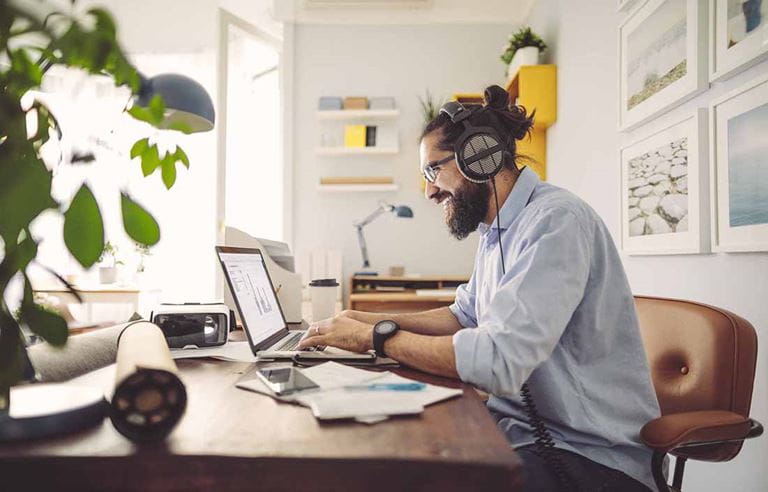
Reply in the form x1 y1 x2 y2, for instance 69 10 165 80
298 313 374 353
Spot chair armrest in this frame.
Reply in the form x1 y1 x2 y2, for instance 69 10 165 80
641 410 753 452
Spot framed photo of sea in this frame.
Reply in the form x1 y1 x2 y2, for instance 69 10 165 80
619 0 708 131
621 109 710 255
710 72 768 252
710 0 768 81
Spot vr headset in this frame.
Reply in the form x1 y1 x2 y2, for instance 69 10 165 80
150 303 235 349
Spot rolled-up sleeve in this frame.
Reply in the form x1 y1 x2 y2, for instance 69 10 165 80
449 271 478 328
452 207 591 398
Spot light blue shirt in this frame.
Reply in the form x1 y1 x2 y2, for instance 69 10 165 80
450 167 660 490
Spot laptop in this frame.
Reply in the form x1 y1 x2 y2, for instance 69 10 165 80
216 246 313 358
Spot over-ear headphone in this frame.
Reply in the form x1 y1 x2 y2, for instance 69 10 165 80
439 101 508 183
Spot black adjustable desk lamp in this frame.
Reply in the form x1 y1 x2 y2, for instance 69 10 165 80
353 201 413 276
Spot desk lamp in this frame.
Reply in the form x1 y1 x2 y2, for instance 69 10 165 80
354 201 413 275
136 73 216 132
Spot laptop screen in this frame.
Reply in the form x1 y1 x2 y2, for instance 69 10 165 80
218 249 286 346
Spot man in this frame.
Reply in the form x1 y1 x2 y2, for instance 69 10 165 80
299 86 660 491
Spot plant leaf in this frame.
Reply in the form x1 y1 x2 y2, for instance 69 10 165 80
160 152 177 189
0 141 58 244
127 104 158 126
140 144 160 176
130 137 149 159
167 121 193 134
174 146 189 168
63 184 104 268
121 193 160 246
148 94 166 124
19 277 68 346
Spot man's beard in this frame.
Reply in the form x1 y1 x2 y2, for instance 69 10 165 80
444 181 490 240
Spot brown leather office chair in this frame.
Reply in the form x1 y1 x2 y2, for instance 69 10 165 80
634 296 763 492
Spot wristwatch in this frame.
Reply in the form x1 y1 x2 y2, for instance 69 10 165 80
372 320 400 358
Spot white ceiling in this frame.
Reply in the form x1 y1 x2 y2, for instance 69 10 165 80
274 0 536 25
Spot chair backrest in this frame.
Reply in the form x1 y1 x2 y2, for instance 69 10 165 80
634 296 758 461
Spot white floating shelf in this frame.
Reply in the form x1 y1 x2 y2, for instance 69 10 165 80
317 184 399 192
316 146 399 156
316 109 399 120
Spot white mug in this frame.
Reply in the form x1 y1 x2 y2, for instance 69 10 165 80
309 278 339 322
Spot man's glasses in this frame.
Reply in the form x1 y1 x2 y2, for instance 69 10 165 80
422 155 455 183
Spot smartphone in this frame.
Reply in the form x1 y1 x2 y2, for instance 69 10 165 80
256 367 320 396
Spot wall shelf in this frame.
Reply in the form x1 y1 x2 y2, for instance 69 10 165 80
316 109 399 120
317 184 399 192
316 146 399 156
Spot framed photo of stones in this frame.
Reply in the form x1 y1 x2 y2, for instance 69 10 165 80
619 0 708 130
710 72 768 252
621 109 710 254
710 0 768 81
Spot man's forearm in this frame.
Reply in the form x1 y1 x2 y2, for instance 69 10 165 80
382 331 459 379
346 306 463 336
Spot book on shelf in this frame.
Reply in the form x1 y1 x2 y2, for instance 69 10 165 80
343 97 368 109
320 177 394 185
365 126 377 147
344 125 367 147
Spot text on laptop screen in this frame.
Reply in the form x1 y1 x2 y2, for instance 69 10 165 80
219 252 285 345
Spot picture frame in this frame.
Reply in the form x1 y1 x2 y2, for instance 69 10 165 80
621 109 710 255
619 0 643 13
619 0 708 131
710 71 768 252
710 0 768 81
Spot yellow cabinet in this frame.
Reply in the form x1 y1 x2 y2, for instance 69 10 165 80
506 65 557 180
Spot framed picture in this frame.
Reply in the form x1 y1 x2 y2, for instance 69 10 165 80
621 109 710 254
619 0 708 130
710 0 768 81
710 72 768 251
619 0 642 13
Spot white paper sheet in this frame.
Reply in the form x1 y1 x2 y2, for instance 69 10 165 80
235 362 463 424
170 341 257 362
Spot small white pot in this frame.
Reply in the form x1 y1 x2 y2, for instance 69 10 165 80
99 266 117 284
507 46 540 80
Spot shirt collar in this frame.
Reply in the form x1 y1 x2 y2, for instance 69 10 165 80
477 166 539 234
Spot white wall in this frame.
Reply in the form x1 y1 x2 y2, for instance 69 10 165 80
525 1 768 490
291 24 515 289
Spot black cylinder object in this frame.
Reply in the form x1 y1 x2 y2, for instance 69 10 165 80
110 322 187 442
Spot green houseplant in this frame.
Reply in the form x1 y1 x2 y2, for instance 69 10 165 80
0 0 194 410
500 26 547 78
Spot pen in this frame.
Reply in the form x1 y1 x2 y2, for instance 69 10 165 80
344 383 426 392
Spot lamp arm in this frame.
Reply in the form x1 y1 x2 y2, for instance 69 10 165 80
353 204 388 229
356 225 371 269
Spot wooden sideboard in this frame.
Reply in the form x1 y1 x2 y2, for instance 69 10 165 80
347 275 469 313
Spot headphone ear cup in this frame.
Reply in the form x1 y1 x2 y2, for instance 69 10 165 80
455 129 506 183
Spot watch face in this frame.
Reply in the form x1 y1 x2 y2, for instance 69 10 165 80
376 321 397 335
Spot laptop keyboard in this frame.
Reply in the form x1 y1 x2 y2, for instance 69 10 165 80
275 332 304 351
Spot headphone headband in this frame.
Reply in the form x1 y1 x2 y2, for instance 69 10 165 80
439 101 472 124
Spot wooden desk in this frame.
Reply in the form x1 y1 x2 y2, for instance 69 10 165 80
0 359 521 491
348 275 469 313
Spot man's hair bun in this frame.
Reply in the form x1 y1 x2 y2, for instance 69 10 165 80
483 85 510 110
482 85 534 141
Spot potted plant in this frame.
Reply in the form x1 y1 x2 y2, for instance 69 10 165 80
134 242 151 284
500 27 548 80
98 242 123 284
418 89 444 127
0 1 194 411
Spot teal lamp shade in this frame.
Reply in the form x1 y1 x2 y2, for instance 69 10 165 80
394 206 413 218
137 73 215 133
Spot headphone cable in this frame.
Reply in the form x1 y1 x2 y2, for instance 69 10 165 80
490 175 581 492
